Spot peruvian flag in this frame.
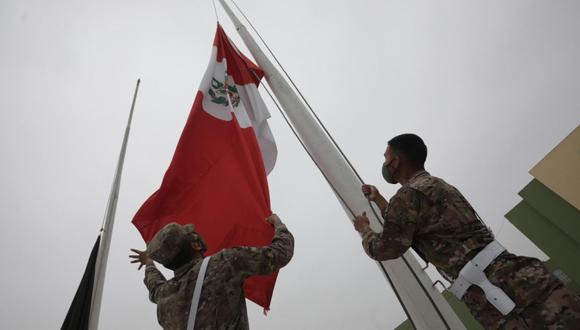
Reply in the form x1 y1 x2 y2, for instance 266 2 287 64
132 25 278 309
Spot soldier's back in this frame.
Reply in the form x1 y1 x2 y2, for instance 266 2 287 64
405 171 495 278
194 250 252 330
407 172 573 329
154 251 250 330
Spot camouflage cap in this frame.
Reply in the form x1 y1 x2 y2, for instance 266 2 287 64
147 222 208 266
147 223 192 265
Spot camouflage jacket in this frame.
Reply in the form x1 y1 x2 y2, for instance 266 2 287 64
361 170 561 327
361 170 494 279
144 222 294 330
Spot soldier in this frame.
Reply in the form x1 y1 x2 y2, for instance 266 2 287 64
353 133 580 329
129 213 294 330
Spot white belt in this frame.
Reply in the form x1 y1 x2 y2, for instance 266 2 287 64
187 256 211 330
449 240 515 315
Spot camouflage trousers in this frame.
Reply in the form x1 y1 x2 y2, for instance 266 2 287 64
501 286 580 330
462 254 580 329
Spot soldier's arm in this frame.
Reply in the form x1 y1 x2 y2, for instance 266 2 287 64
374 194 389 214
143 263 167 304
224 217 294 278
361 188 420 261
362 184 389 213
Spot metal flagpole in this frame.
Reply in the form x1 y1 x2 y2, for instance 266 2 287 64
216 1 465 328
88 79 141 330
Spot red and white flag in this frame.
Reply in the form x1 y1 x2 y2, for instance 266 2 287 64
132 25 278 309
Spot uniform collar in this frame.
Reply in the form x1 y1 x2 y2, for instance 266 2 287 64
404 170 430 187
173 257 202 278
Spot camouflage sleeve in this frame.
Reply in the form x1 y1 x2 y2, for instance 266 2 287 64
361 187 420 261
224 221 294 278
143 263 167 304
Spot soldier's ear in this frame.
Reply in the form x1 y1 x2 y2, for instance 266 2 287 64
191 241 202 251
392 154 400 168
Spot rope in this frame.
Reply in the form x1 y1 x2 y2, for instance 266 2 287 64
212 0 220 22
230 0 364 181
233 2 450 327
254 71 420 328
229 0 386 223
253 72 356 217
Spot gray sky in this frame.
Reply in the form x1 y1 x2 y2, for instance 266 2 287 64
1 0 579 329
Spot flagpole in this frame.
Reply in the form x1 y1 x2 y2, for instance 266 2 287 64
88 79 141 330
217 2 465 329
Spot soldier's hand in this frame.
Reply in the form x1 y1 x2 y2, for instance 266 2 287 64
129 248 153 270
362 184 379 201
354 212 370 233
266 213 282 227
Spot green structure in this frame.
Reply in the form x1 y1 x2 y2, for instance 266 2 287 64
506 179 580 293
397 125 580 329
506 125 580 294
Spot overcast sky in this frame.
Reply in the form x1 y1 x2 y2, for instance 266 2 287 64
1 1 579 329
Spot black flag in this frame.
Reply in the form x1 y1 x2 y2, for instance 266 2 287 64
61 235 101 330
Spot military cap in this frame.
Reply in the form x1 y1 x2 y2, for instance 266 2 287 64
147 222 202 265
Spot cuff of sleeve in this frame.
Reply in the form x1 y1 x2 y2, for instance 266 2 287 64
274 222 287 232
381 208 389 219
361 226 373 238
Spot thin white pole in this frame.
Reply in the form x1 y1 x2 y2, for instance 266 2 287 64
88 79 140 330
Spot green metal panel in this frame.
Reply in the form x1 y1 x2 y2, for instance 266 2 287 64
519 179 580 245
395 319 414 330
544 259 580 293
395 291 482 329
506 201 580 286
441 291 483 330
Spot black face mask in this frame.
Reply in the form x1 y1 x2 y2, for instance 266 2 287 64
382 159 398 184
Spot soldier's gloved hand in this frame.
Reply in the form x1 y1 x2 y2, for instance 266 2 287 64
354 212 370 233
362 184 379 201
129 248 154 270
266 213 282 227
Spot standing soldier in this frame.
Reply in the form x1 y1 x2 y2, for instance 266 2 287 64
129 213 294 330
353 133 580 329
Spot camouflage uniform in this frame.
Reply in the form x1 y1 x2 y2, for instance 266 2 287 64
143 221 294 330
361 170 580 329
